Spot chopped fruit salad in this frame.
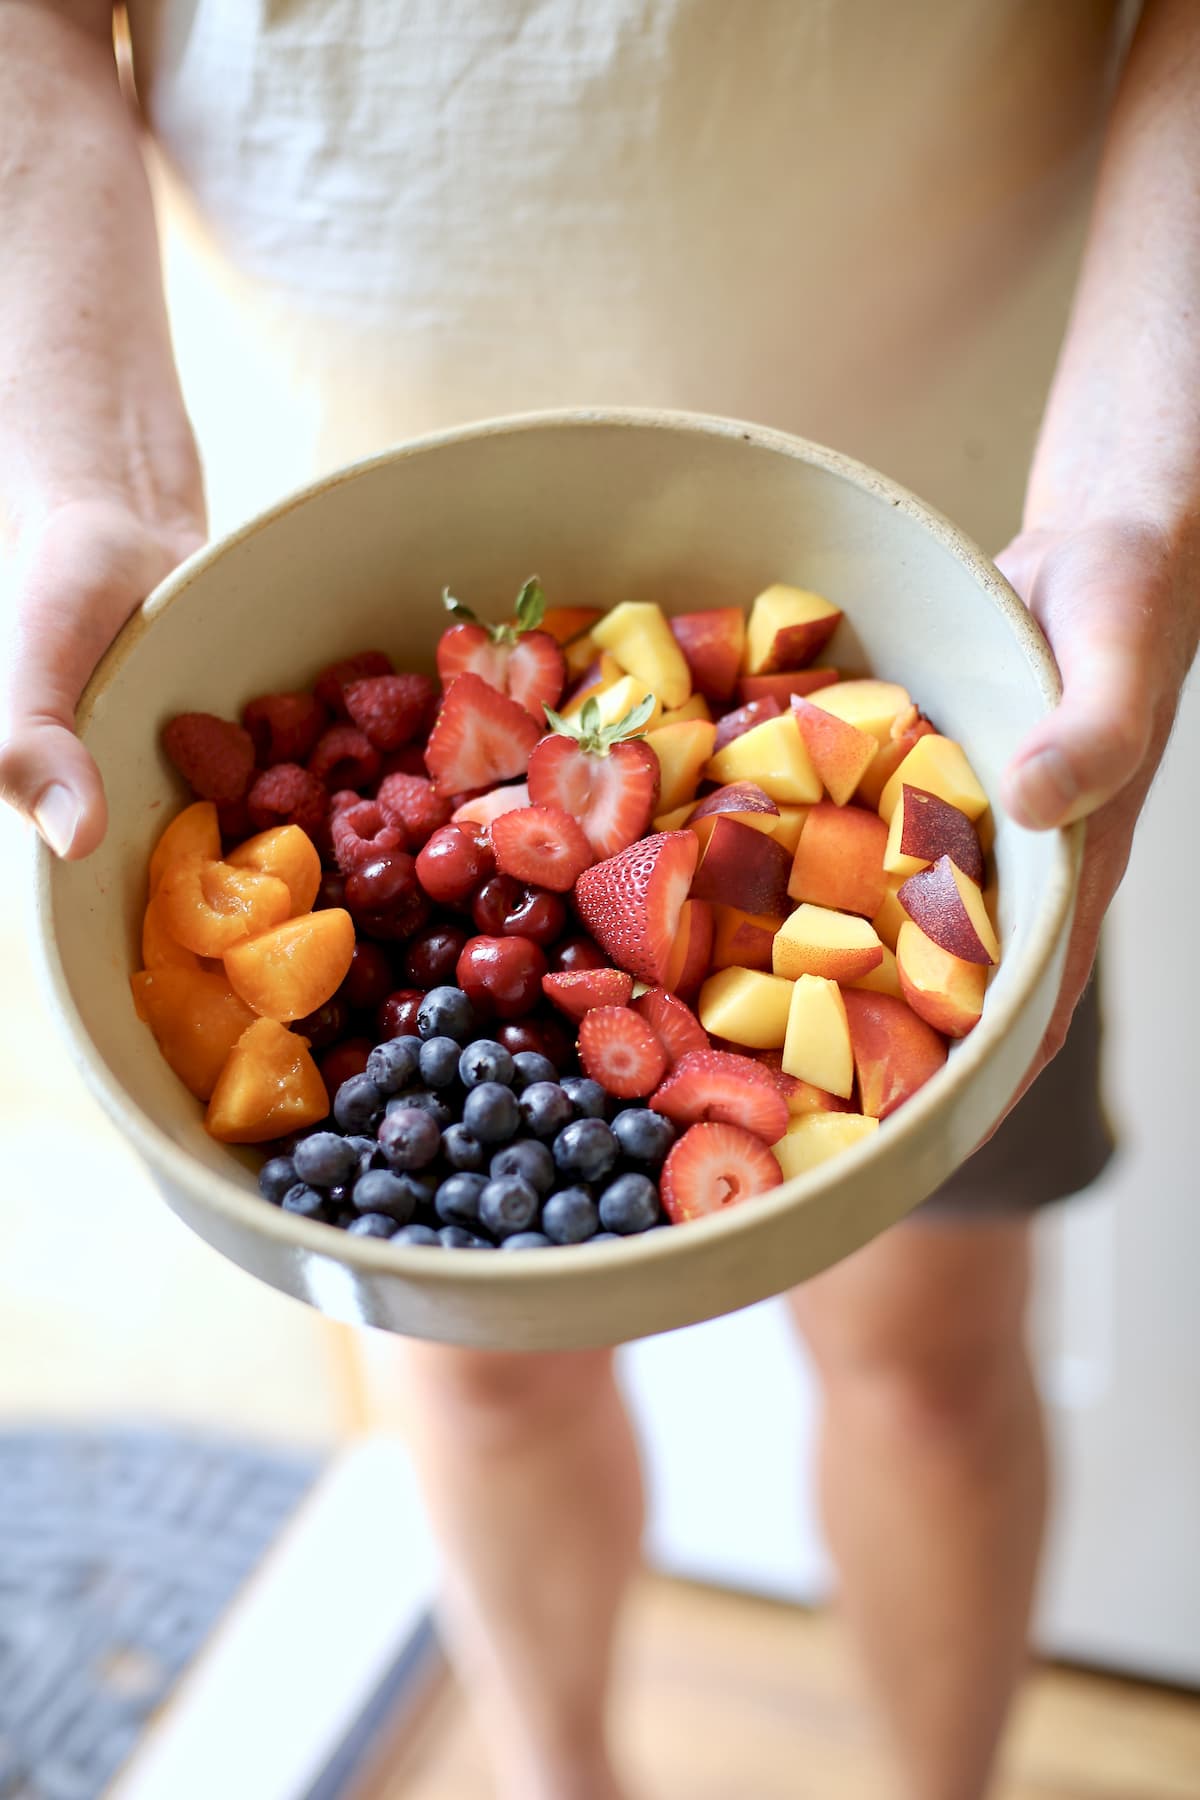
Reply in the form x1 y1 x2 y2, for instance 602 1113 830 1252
133 579 1000 1249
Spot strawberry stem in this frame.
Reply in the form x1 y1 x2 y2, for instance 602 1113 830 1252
542 691 657 755
442 577 547 645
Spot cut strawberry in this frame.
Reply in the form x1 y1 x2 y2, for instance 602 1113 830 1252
573 830 698 986
491 804 594 892
344 673 438 751
162 712 255 803
312 650 394 718
660 1122 781 1223
451 782 530 828
542 967 635 1022
649 1048 789 1143
330 799 409 874
376 770 453 845
712 695 782 754
436 578 566 719
578 1005 669 1099
423 673 542 797
527 693 660 858
241 692 329 767
632 988 709 1067
307 724 381 791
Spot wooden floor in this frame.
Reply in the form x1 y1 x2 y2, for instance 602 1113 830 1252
366 1577 1200 1800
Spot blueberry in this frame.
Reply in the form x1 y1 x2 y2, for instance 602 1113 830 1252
293 1132 361 1189
553 1117 619 1183
462 1081 520 1145
418 986 476 1043
352 1169 418 1224
511 1050 558 1092
542 1186 600 1245
458 1039 516 1089
500 1231 554 1250
598 1173 660 1235
281 1183 326 1219
419 1035 464 1089
377 1106 442 1171
589 1231 621 1243
441 1123 487 1173
435 1172 488 1228
333 1073 383 1132
366 1036 423 1094
258 1156 297 1204
490 1139 555 1197
611 1108 676 1169
386 1089 454 1129
392 1222 441 1247
326 1182 353 1207
438 1225 496 1250
346 1212 398 1239
478 1174 539 1239
519 1081 573 1140
560 1076 609 1119
344 1133 382 1173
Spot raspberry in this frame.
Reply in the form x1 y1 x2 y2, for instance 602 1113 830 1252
161 712 255 803
313 651 394 718
328 788 362 814
331 800 410 874
307 724 382 791
376 771 453 847
344 673 438 752
246 763 327 835
241 692 328 766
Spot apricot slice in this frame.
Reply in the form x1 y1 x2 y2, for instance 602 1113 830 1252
148 801 221 893
130 967 257 1100
141 893 203 972
226 825 322 915
223 907 356 1022
206 1017 329 1143
157 858 292 957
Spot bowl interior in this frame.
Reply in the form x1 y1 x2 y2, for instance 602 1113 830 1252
44 412 1065 1221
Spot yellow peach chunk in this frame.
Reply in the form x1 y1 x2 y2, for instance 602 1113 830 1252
809 679 911 744
879 735 989 825
772 904 884 983
698 967 794 1050
743 586 842 675
645 718 718 812
781 974 854 1098
772 1112 879 1179
591 602 693 710
704 711 821 805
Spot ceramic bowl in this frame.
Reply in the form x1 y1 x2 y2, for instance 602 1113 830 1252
33 410 1080 1350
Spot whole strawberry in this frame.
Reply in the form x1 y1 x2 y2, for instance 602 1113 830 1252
437 578 566 719
527 693 660 859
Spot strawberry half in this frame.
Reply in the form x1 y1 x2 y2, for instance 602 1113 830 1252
632 988 709 1067
491 804 594 892
451 783 530 828
578 1005 669 1099
573 830 698 986
649 1048 789 1143
543 967 635 1022
424 673 541 797
660 1122 782 1223
527 694 660 858
437 578 567 719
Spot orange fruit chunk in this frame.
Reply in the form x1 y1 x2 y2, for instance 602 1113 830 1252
226 825 322 915
142 893 203 972
148 801 221 893
157 858 292 957
206 1017 329 1143
130 967 257 1100
223 908 356 1022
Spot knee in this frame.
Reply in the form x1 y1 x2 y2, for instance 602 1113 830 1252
403 1343 618 1454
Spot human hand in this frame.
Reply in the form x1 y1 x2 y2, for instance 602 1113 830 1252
996 517 1199 1090
0 495 205 860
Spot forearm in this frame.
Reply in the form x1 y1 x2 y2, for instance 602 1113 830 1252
0 0 199 537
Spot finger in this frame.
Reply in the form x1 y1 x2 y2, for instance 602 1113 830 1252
997 528 1166 831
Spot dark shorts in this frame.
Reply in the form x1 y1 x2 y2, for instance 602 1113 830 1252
919 973 1115 1218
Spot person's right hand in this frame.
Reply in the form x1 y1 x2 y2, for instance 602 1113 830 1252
0 495 205 860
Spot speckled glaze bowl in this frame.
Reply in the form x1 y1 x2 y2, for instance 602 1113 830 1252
33 410 1080 1350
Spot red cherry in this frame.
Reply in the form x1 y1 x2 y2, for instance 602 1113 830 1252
506 887 567 947
339 941 395 1012
318 1037 374 1090
344 851 419 918
403 922 471 988
497 1011 575 1071
376 988 425 1040
415 824 495 906
315 870 347 911
293 995 350 1050
456 934 548 1020
549 934 608 974
471 874 522 936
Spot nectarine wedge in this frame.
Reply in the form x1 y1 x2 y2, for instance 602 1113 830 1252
157 858 293 957
898 856 999 965
148 800 221 893
744 585 842 674
704 711 821 805
130 966 257 1100
669 607 745 702
847 943 903 1000
772 1111 878 1179
883 785 984 883
737 669 839 707
788 802 888 918
772 904 884 983
698 967 794 1050
227 824 322 915
224 907 357 1021
879 734 988 825
896 920 987 1037
206 1017 329 1144
592 601 692 710
711 905 786 973
842 989 948 1120
690 815 793 918
780 974 854 1098
809 679 911 744
790 696 877 807
645 718 718 812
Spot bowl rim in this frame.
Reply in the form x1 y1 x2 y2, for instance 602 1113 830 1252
32 405 1083 1287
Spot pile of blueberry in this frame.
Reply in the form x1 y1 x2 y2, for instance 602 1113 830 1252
259 986 675 1249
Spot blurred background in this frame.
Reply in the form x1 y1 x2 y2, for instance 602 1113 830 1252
1 173 1199 1800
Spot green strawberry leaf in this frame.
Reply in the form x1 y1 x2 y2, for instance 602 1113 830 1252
441 576 546 644
540 690 659 754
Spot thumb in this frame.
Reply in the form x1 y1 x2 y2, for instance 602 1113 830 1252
0 499 203 859
996 525 1170 831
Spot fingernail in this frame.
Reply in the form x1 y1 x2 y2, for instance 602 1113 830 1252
1013 747 1079 829
33 783 81 858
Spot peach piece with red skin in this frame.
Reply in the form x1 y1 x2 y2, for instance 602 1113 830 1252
883 785 984 883
690 815 793 918
898 855 999 965
662 898 714 1001
842 988 948 1120
669 607 746 702
809 679 911 744
790 696 877 807
644 718 718 812
787 801 888 918
711 905 785 973
772 903 884 983
896 920 987 1038
737 669 839 707
743 585 842 674
856 710 937 809
879 734 989 825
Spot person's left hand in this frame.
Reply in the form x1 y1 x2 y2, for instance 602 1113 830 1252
995 516 1198 1100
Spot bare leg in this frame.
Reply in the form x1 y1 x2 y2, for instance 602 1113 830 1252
788 1216 1047 1800
398 1343 644 1800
